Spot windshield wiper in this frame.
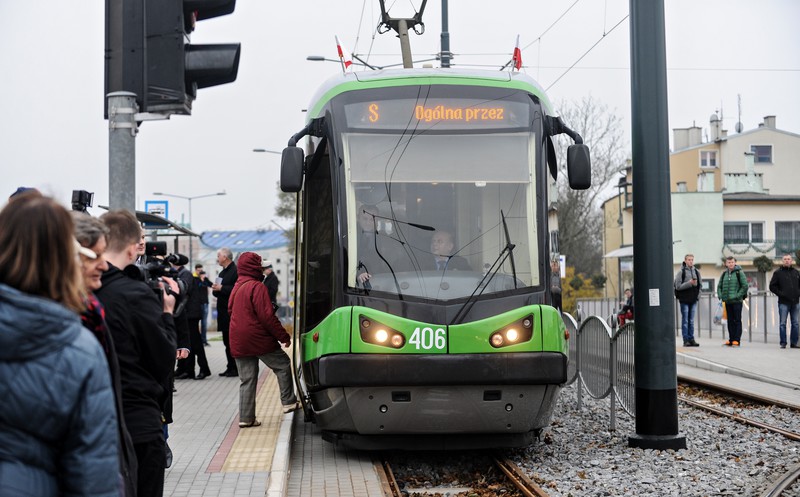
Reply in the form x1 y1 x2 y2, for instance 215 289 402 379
450 210 516 325
501 210 518 289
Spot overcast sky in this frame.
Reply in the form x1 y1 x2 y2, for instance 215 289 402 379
1 1 797 232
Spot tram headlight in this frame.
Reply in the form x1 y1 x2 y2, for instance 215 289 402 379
359 315 405 349
489 314 534 348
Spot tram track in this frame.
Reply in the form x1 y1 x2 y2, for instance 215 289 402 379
377 452 551 497
678 381 800 442
678 381 800 495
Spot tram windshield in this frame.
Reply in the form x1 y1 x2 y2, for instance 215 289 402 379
336 85 542 301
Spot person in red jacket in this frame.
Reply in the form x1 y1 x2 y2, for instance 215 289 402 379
228 252 298 427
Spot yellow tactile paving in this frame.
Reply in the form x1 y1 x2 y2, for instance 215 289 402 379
221 371 282 472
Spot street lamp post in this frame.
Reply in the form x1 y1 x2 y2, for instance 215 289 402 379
152 191 226 264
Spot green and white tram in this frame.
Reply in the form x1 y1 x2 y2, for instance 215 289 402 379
280 68 590 449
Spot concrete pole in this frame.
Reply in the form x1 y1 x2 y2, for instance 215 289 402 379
397 19 413 69
107 91 138 211
627 0 686 450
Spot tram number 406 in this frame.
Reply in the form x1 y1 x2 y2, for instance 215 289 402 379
408 327 446 350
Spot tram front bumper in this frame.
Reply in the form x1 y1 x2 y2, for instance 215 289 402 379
304 352 567 391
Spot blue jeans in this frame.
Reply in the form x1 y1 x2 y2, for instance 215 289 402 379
778 302 799 346
680 301 698 342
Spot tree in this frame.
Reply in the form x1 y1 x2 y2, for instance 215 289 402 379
275 182 297 255
553 96 628 276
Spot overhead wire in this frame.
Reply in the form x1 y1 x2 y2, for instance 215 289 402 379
545 15 629 92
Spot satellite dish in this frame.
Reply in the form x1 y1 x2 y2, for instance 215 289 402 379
735 122 743 133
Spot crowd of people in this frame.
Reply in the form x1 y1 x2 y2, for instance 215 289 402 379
0 190 294 496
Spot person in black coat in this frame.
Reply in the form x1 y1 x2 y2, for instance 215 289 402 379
95 210 178 497
769 253 800 348
184 270 213 378
262 259 280 308
212 247 238 376
425 230 471 272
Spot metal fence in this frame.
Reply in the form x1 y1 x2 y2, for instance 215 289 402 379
563 291 785 430
562 312 635 431
576 291 783 343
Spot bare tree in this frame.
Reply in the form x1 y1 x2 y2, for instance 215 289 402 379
275 182 297 255
553 96 628 276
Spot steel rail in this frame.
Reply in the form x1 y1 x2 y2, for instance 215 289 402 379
493 455 550 497
679 396 800 442
758 463 800 497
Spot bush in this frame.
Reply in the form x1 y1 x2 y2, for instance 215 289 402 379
561 267 603 314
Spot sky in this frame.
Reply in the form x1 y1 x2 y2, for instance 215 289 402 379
1 1 798 233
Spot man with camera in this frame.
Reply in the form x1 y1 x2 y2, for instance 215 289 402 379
95 210 178 497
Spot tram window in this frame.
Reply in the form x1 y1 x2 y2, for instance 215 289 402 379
303 153 334 330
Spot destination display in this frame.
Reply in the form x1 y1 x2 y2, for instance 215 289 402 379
344 98 530 130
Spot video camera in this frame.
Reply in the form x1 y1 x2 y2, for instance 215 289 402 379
124 241 189 315
71 190 94 213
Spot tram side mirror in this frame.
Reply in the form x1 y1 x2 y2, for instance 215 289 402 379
566 144 591 190
280 147 305 192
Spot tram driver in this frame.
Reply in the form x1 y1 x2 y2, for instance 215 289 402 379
426 230 471 272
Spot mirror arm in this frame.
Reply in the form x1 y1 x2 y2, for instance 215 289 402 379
287 117 327 147
545 115 584 145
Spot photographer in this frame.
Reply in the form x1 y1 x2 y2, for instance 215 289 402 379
95 210 177 497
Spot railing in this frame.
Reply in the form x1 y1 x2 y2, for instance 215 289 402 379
563 312 635 431
577 292 782 344
564 291 786 430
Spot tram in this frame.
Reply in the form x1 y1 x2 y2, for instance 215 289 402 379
280 67 591 449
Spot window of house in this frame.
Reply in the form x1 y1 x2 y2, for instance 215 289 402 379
549 230 559 254
776 221 800 256
700 150 717 168
750 145 773 164
723 221 764 244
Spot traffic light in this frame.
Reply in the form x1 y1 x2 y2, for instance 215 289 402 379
145 0 241 115
104 0 146 118
104 0 240 117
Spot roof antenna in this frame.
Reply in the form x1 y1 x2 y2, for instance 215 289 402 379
735 94 743 133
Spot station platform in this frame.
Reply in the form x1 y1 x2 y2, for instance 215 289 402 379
165 330 800 496
165 332 294 497
676 334 800 409
165 332 383 497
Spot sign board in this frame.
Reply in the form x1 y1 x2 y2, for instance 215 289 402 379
143 200 170 228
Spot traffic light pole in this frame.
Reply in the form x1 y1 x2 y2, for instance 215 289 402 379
107 91 138 211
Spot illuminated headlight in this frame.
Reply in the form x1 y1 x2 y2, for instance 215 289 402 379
489 315 534 348
359 316 405 349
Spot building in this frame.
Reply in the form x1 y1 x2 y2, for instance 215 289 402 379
602 114 800 298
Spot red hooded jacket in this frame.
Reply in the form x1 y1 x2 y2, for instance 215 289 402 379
228 252 290 357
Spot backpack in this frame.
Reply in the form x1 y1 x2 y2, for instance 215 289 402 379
673 269 686 298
